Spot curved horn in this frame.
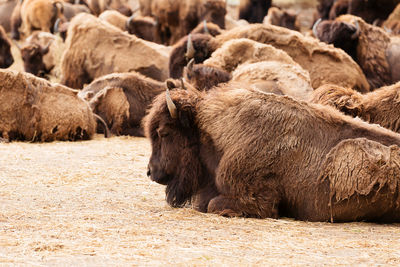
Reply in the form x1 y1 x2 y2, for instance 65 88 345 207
185 34 195 60
126 14 136 29
312 18 322 39
187 58 194 71
180 78 186 90
165 88 177 119
351 20 360 39
93 113 111 138
53 18 61 33
203 20 209 34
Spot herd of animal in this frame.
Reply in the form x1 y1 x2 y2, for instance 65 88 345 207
1 0 400 223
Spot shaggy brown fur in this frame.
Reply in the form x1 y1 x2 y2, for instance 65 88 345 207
312 82 400 133
239 0 271 23
317 0 335 20
190 21 223 37
169 33 219 78
60 13 170 89
10 0 22 39
0 70 96 142
183 62 231 91
86 0 132 16
149 0 226 45
0 25 14 68
62 2 90 21
168 27 368 92
20 0 66 37
348 0 399 25
99 9 128 31
21 31 65 78
0 0 17 32
145 84 400 222
315 15 398 89
328 0 349 20
231 61 313 101
126 14 159 43
265 7 299 31
383 4 400 35
79 72 165 136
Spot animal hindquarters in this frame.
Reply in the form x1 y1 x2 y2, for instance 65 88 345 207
318 138 400 222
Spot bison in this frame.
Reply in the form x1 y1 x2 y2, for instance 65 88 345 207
144 84 400 222
20 31 65 79
382 3 400 35
142 0 226 45
169 25 370 93
264 7 299 31
0 0 18 32
311 82 400 134
0 25 14 68
313 14 400 89
0 69 98 142
60 13 170 89
20 0 65 38
79 72 167 136
239 0 271 23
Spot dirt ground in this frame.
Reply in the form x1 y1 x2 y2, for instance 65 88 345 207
1 136 400 265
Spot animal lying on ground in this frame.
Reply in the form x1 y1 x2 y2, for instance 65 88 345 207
311 82 400 134
144 84 400 222
60 13 170 89
314 14 400 89
79 72 166 136
169 24 370 93
0 70 100 142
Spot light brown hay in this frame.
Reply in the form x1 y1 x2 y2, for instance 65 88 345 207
1 136 400 265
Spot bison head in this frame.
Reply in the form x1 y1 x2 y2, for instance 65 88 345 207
21 43 50 77
144 88 207 207
313 18 360 61
0 27 14 68
169 33 216 79
201 0 226 30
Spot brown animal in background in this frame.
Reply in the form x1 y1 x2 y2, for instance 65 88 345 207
312 83 400 133
126 14 159 42
0 25 14 68
314 15 400 89
62 2 91 20
60 13 170 89
264 7 299 31
20 31 65 79
0 0 18 32
328 0 349 20
239 0 271 23
317 0 335 20
0 70 97 142
169 25 370 93
148 0 226 45
86 0 132 16
99 9 129 31
382 4 400 35
190 20 223 37
79 72 165 136
10 0 22 39
145 85 400 222
20 0 66 37
183 59 231 91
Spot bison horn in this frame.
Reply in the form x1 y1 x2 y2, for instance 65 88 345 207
185 34 195 60
351 20 360 40
126 14 136 29
187 58 194 71
93 113 111 138
203 20 209 34
165 88 177 119
312 18 322 39
180 78 186 90
54 18 61 33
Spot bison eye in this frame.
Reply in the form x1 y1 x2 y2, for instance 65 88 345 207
157 128 170 138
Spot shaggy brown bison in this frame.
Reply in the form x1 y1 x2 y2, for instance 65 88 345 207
170 25 370 93
142 0 226 45
86 0 132 16
145 85 400 222
314 14 400 89
239 0 271 23
312 83 400 134
0 25 14 68
0 70 97 142
264 7 299 31
20 0 66 37
382 4 400 35
20 31 65 79
79 72 166 136
60 13 170 89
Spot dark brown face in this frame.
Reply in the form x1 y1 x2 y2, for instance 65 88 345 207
315 20 359 61
202 1 226 29
0 35 14 68
21 44 48 77
145 92 203 207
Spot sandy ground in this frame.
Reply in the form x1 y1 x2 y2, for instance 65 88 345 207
1 136 400 266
